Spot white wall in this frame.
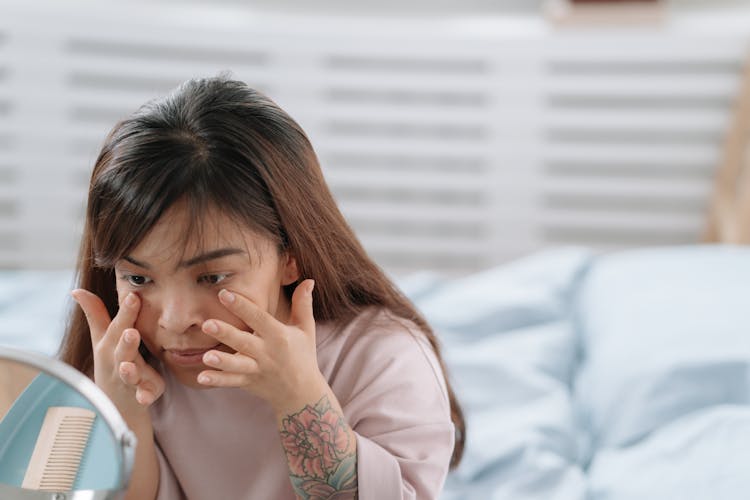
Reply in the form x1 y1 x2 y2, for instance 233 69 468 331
149 0 750 16
1 0 750 275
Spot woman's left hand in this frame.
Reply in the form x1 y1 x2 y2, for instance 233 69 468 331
198 279 327 417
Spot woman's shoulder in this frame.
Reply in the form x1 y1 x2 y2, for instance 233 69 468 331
317 307 451 411
322 306 431 357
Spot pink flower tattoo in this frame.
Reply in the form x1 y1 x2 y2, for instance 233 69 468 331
280 396 358 499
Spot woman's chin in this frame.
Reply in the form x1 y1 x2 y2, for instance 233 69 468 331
171 365 212 389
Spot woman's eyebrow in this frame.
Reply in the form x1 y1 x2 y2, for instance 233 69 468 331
180 248 247 268
121 248 247 270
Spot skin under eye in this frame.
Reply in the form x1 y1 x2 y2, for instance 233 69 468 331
198 273 230 286
120 274 153 287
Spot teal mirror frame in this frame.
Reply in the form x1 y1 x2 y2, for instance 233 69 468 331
0 345 137 500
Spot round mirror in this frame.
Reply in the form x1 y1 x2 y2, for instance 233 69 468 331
0 346 136 500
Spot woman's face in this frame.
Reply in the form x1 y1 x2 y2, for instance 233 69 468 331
112 202 299 388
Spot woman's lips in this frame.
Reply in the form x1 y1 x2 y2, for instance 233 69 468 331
165 344 219 366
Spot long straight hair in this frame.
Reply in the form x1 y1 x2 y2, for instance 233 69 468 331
59 75 465 467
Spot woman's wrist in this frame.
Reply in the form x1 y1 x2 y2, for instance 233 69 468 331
270 371 330 422
275 387 358 498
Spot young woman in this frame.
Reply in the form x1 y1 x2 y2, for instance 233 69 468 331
59 75 465 499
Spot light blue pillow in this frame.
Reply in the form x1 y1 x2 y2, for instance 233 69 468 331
587 406 750 499
574 245 750 458
413 247 592 500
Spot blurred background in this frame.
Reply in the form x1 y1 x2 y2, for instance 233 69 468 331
1 0 750 277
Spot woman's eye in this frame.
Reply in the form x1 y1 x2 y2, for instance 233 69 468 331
122 275 152 287
199 274 229 286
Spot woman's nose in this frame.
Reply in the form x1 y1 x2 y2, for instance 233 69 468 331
157 291 203 334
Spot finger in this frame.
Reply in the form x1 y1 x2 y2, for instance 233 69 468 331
217 289 278 338
118 361 163 406
107 292 141 345
202 349 260 374
289 279 316 337
202 319 263 354
133 357 166 403
118 361 140 386
71 289 112 345
114 328 141 364
197 369 250 388
135 385 159 406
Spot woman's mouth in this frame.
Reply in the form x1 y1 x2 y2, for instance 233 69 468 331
165 344 220 366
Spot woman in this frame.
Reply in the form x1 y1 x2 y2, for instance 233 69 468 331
59 74 465 499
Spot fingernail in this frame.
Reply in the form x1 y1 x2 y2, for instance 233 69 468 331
124 330 136 343
198 374 211 384
307 280 315 296
125 293 137 307
204 352 219 365
219 289 235 303
203 320 218 334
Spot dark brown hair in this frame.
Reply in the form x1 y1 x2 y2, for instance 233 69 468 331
59 75 465 467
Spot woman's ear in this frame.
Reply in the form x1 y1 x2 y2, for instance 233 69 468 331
281 253 300 286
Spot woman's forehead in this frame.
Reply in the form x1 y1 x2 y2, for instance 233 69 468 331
129 203 272 264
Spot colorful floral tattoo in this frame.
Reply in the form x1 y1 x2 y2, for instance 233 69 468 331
279 396 358 499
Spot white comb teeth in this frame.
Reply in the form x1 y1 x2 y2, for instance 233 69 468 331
22 406 96 491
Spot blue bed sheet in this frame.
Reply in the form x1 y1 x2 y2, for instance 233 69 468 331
2 245 749 499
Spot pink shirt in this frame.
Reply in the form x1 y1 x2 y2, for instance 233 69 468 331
149 308 455 499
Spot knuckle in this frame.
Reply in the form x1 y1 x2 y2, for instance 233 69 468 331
116 302 136 321
246 359 259 375
104 324 119 341
93 343 107 359
115 329 127 345
239 339 254 354
246 308 262 326
277 331 291 348
113 337 126 356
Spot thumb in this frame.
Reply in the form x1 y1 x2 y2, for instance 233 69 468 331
71 289 111 346
290 279 316 337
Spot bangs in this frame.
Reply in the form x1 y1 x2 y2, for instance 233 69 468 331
89 147 281 269
89 129 212 268
85 77 288 270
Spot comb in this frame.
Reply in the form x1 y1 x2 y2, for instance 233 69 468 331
21 406 96 491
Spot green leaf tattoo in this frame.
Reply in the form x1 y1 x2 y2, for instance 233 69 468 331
280 396 358 499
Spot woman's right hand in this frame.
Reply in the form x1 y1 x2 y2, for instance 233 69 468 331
71 289 165 422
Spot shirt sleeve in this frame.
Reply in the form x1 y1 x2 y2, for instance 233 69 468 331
355 423 455 500
334 313 456 500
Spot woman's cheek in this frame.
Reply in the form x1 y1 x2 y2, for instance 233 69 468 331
133 298 158 346
114 284 127 306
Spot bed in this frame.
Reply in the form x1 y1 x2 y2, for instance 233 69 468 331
1 243 749 499
410 244 750 499
2 3 750 496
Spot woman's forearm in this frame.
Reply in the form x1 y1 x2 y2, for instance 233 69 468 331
124 419 160 500
277 394 358 499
